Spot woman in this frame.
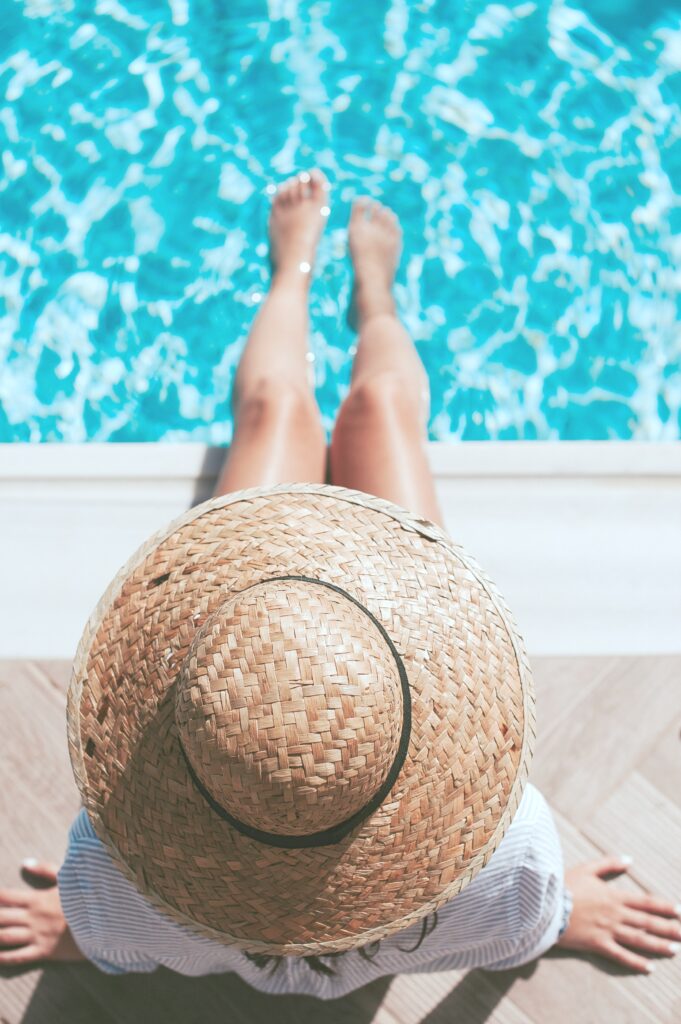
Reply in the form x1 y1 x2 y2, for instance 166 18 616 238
2 170 679 998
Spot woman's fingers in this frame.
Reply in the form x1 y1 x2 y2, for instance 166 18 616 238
0 943 41 966
20 860 59 887
624 892 681 919
623 908 681 940
0 907 28 926
0 927 31 947
0 889 28 908
590 856 632 878
602 939 656 973
615 925 679 957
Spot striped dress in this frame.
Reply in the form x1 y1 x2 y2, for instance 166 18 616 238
57 782 571 1001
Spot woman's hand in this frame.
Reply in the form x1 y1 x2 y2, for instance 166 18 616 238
557 857 681 973
0 860 85 966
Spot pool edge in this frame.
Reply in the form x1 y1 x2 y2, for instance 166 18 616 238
1 441 679 658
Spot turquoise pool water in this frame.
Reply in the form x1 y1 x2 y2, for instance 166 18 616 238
0 0 679 442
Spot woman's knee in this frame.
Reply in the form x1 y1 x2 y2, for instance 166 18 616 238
335 371 423 434
234 376 322 435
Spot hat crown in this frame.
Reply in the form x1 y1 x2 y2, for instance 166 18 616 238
175 579 405 837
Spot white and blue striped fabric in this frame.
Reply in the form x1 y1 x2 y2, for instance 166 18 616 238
57 783 569 1001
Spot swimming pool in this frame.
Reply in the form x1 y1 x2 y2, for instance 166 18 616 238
0 0 679 442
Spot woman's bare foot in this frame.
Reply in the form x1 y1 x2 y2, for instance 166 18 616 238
0 860 85 966
345 197 431 429
268 169 330 285
557 857 681 973
348 197 402 330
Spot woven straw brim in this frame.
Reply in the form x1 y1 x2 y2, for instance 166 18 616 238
68 484 535 956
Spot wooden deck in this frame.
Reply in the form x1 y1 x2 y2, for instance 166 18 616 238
1 656 680 1023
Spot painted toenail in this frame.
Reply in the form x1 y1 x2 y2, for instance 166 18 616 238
619 855 633 866
320 205 330 217
669 942 680 954
299 172 311 183
22 858 39 868
676 904 681 917
644 961 656 973
265 183 276 195
299 261 311 274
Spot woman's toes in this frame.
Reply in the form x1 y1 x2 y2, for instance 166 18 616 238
310 168 330 193
380 205 399 230
277 178 295 203
275 171 330 207
267 168 330 274
383 209 396 230
309 169 329 202
353 197 371 219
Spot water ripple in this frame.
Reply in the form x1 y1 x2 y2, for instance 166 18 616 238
0 0 679 441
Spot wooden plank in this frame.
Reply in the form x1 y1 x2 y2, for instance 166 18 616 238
30 659 73 698
0 660 80 884
529 657 681 822
584 773 681 918
483 809 668 1024
0 660 88 1024
0 662 81 833
530 656 615 749
379 968 534 1024
638 711 681 808
562 803 681 1024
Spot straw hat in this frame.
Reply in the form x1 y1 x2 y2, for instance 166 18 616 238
67 483 535 956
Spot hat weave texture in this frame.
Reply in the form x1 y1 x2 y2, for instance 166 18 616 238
68 483 535 955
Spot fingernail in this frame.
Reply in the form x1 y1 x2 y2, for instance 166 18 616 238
644 961 656 973
21 858 39 868
619 855 633 866
675 903 681 917
669 942 680 954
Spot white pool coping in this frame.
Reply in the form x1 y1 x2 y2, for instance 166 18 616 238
1 441 680 659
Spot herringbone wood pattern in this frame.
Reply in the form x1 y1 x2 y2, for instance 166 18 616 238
1 657 679 1023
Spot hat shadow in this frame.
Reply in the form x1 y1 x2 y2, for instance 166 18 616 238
11 960 536 1023
418 962 537 1024
188 448 334 508
15 962 392 1023
191 447 224 507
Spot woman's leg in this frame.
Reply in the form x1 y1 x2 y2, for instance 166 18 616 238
329 199 445 528
214 170 330 497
